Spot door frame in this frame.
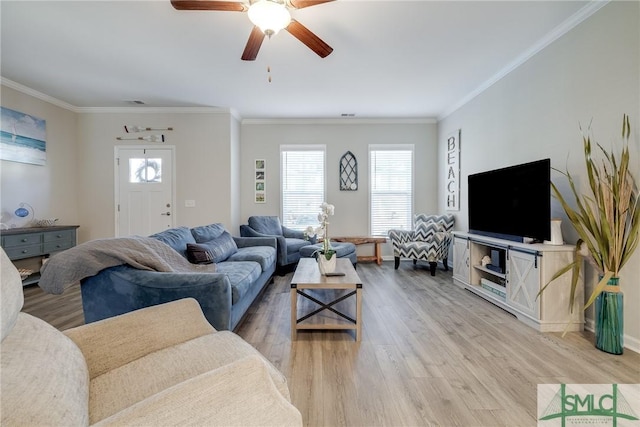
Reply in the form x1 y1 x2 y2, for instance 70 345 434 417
114 145 177 237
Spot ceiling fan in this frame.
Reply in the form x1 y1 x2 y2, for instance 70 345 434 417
170 0 334 61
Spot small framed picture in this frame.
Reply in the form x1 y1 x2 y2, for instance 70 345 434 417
255 159 266 203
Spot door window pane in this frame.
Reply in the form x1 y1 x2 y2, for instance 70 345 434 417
130 158 162 183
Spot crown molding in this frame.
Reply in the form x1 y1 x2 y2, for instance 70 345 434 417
75 106 230 114
1 77 78 112
1 77 231 115
438 0 610 121
242 117 437 125
229 108 242 122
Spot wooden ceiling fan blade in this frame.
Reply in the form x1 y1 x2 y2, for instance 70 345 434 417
170 0 248 12
241 26 266 61
287 0 334 9
286 19 333 58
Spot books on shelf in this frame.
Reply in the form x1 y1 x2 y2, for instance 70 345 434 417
480 278 506 300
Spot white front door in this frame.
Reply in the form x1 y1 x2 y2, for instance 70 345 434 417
116 146 175 237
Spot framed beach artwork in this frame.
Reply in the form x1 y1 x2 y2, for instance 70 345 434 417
0 107 47 166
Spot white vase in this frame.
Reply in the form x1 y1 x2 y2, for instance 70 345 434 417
317 253 337 275
549 218 564 245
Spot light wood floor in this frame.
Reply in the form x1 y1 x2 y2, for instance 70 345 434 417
22 262 640 426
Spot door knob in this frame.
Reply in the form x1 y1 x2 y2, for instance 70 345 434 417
161 212 171 216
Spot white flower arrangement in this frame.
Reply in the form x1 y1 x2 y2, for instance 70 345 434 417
305 202 336 260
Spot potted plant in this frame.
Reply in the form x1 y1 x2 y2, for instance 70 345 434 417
305 202 337 274
542 114 639 354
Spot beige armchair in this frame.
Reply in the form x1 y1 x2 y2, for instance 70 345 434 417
0 248 301 426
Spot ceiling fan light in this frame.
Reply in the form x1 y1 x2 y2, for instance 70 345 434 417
248 0 291 35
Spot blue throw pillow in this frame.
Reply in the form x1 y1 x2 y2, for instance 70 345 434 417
191 223 226 243
149 226 196 258
195 231 238 263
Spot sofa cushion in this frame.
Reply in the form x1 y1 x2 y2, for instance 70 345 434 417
215 261 261 304
191 223 226 242
185 243 216 264
94 355 301 427
149 226 196 259
1 249 23 341
196 231 238 263
87 331 290 424
1 313 90 426
248 216 283 236
227 246 276 272
285 237 309 255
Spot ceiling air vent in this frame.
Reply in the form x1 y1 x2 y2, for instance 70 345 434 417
340 113 355 117
125 100 145 105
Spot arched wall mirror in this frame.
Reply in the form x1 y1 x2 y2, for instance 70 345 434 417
340 151 358 191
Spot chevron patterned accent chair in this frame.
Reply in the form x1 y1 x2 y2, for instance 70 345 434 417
388 214 455 276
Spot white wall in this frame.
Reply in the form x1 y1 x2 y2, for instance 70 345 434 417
229 114 241 235
240 120 438 255
0 85 79 229
76 110 237 242
438 2 640 349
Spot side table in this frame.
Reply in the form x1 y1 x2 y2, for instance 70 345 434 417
331 236 387 265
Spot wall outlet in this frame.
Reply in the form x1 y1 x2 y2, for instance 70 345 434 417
185 200 196 208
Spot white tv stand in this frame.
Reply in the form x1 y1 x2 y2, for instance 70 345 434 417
452 232 584 332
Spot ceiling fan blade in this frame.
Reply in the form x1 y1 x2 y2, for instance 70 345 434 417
170 0 248 12
287 0 334 9
241 26 266 61
286 19 333 58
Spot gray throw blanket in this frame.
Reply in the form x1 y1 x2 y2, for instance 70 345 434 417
39 236 217 294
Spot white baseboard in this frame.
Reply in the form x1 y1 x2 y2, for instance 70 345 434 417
584 318 640 354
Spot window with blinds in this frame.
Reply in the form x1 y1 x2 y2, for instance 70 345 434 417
369 145 414 236
281 145 326 231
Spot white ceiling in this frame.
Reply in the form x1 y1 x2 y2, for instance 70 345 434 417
1 0 596 119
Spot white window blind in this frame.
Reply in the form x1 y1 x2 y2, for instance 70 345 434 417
369 145 413 236
281 145 325 230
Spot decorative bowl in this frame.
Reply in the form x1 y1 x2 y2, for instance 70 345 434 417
33 218 58 227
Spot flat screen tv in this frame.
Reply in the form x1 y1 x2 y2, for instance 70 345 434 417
468 158 551 243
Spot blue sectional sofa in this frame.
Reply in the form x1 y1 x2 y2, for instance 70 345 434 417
80 224 276 331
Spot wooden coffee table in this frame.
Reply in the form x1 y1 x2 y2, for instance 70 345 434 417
290 258 362 341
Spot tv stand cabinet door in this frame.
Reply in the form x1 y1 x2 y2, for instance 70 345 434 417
506 250 540 319
452 236 470 284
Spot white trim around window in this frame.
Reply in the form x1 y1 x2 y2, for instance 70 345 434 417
369 144 414 236
280 144 327 230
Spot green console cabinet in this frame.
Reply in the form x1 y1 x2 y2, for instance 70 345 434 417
1 225 79 286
